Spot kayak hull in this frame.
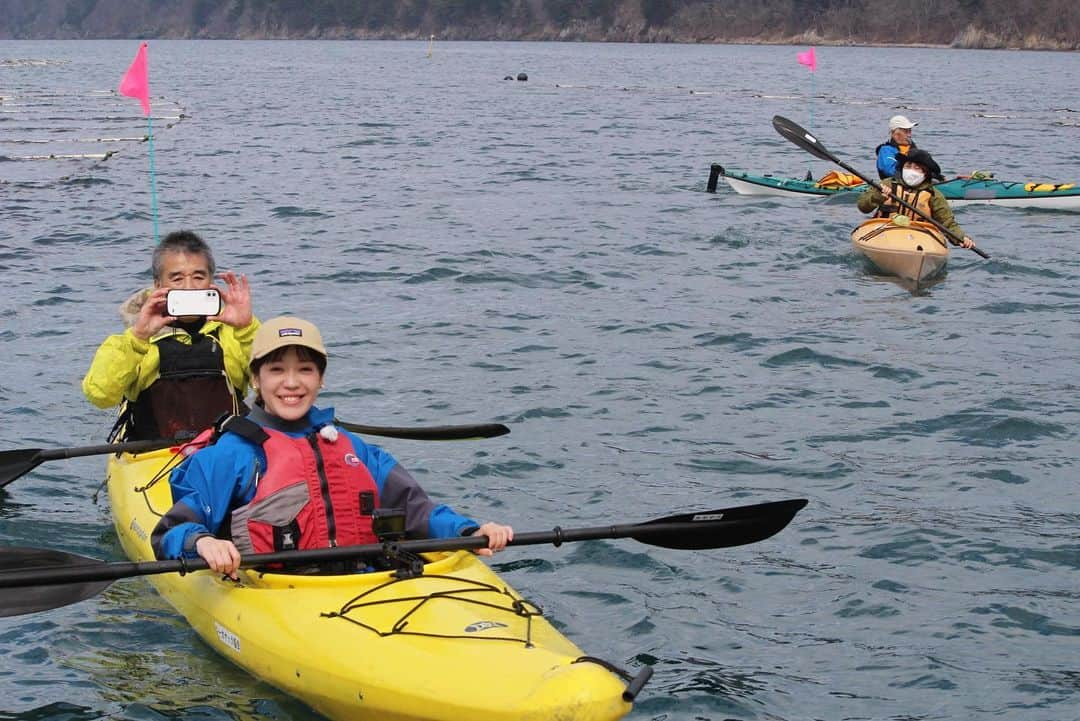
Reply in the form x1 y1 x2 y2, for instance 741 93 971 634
851 218 950 284
107 448 633 721
713 165 1080 210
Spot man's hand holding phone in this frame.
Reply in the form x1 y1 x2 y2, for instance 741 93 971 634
131 287 173 342
131 272 252 343
211 271 253 329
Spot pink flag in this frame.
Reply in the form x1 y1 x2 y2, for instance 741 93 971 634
119 42 151 115
797 47 817 73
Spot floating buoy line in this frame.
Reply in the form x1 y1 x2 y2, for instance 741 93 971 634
0 73 186 185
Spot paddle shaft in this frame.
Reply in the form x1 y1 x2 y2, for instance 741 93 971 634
0 525 745 587
0 499 808 590
0 438 179 490
0 421 509 488
38 439 176 462
772 116 990 259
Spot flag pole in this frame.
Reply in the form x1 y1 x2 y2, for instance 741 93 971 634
118 42 158 245
147 114 159 243
796 47 818 181
808 69 814 180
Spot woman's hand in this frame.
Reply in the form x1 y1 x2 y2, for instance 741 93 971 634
470 522 514 557
195 536 242 579
961 236 975 249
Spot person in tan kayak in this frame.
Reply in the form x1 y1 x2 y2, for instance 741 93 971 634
858 149 976 249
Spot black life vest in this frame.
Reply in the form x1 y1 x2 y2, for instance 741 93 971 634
122 327 245 441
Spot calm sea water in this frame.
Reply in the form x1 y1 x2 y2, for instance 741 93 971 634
0 40 1077 721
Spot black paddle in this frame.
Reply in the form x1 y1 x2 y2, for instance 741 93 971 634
771 115 990 259
0 498 807 617
0 421 510 489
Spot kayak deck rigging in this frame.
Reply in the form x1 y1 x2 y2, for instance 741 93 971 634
325 572 544 645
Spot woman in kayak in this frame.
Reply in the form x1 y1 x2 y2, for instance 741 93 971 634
151 316 513 577
858 149 976 249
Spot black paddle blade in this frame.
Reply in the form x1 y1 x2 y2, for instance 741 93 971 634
0 547 113 617
629 498 808 550
338 421 510 441
772 115 837 164
0 449 44 489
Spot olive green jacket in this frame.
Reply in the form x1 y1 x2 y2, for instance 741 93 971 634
857 180 966 241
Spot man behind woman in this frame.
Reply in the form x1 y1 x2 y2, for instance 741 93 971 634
82 230 257 441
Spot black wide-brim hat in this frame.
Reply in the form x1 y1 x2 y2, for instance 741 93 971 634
896 148 945 181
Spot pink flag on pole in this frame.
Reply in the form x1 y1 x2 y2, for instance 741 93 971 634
119 42 151 115
797 47 817 73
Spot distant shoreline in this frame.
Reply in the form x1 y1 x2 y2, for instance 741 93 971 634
2 0 1076 51
0 36 1074 52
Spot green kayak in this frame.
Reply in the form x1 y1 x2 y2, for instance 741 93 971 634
707 164 1080 211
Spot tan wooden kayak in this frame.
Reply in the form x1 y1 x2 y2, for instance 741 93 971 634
850 217 949 284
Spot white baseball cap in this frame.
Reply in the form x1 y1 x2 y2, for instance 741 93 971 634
889 115 917 131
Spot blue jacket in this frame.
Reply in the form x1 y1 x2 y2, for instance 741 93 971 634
152 405 480 559
875 138 917 180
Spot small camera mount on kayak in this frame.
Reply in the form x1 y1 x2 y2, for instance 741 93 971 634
372 508 425 578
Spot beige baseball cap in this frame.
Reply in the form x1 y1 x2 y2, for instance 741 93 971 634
889 115 917 131
250 316 327 366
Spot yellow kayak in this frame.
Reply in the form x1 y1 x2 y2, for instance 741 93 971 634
106 447 635 721
851 217 949 285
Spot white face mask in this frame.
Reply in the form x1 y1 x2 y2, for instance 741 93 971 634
902 167 926 187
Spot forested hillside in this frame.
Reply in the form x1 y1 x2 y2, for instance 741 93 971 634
2 0 1077 49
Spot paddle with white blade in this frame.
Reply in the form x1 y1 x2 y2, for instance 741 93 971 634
771 114 990 259
0 421 510 489
0 498 808 617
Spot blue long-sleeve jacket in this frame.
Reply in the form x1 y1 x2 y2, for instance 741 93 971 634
876 138 917 180
877 143 901 179
152 405 480 559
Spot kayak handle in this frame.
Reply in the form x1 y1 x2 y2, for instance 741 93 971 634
623 666 654 702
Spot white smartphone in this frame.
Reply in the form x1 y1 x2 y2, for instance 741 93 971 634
166 288 222 317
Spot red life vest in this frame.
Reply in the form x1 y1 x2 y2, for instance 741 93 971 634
227 424 380 555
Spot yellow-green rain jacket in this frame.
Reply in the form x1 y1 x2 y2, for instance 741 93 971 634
82 288 260 409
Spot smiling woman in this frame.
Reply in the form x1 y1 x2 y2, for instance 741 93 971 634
149 315 516 574
249 316 328 422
